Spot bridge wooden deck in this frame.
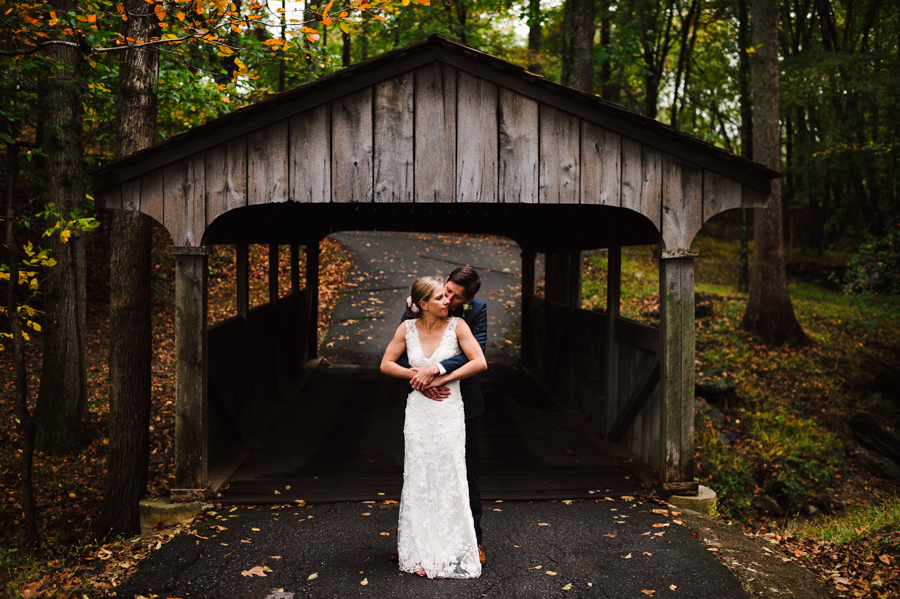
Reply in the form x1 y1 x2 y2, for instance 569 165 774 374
220 365 641 504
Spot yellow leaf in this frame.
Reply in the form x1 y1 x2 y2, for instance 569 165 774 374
380 532 390 536
561 584 572 591
308 572 318 580
546 571 557 576
69 492 76 498
623 553 632 559
641 592 655 596
241 566 267 577
60 229 71 243
28 321 41 332
218 44 234 54
669 585 677 591
360 578 368 585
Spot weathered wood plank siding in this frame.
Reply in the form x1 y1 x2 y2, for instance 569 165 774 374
206 137 247 225
456 71 498 203
661 155 703 250
332 87 374 203
499 88 538 204
374 73 414 203
289 104 331 204
414 62 456 203
539 105 580 204
164 157 204 247
580 122 620 206
248 123 288 205
141 169 165 226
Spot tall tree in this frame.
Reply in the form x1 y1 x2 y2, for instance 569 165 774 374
741 0 808 345
96 0 160 538
561 0 595 92
527 0 543 73
33 0 90 454
737 0 752 292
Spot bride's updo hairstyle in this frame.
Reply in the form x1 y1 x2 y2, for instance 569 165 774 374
406 276 443 319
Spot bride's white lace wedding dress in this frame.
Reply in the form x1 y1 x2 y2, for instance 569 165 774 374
397 316 481 579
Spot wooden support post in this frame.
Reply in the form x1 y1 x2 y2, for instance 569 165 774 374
290 244 301 369
235 244 249 427
520 250 536 366
604 243 621 436
268 244 279 402
172 246 209 502
290 244 300 295
306 241 320 360
658 249 699 495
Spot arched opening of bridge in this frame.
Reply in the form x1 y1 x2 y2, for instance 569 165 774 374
90 35 778 504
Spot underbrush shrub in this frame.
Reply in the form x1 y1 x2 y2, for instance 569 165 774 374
747 412 844 511
695 413 755 518
843 224 900 297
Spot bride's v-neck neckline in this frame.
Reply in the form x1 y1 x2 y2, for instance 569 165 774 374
416 318 451 360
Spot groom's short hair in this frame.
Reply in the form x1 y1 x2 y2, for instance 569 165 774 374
448 266 481 299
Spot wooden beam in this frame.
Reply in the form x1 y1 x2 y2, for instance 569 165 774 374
604 242 621 436
172 246 209 501
269 244 279 404
607 355 660 442
520 250 536 365
236 244 249 434
658 255 696 486
306 241 320 359
290 245 300 295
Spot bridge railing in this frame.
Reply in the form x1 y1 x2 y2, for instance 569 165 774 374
528 296 662 471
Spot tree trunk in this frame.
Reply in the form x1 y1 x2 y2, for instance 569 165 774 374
598 0 616 102
342 31 351 67
561 0 595 92
738 0 752 292
742 0 808 345
5 144 40 548
34 0 89 454
96 0 159 539
527 0 542 73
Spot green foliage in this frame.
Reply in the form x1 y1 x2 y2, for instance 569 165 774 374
843 224 900 297
785 496 900 546
746 411 844 510
695 413 756 517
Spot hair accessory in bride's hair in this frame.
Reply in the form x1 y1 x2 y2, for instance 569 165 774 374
406 295 419 314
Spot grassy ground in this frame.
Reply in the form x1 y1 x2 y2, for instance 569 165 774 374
581 224 900 597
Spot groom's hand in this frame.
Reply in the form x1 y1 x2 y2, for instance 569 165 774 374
421 386 451 401
409 364 441 391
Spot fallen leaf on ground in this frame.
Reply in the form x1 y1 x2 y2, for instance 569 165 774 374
361 578 369 585
641 591 655 596
652 523 670 528
242 566 267 577
623 553 632 559
361 513 371 516
562 500 573 505
562 583 572 590
546 571 557 576
308 572 318 580
603 534 616 538
651 509 669 515
643 552 652 556
669 585 677 590
251 528 260 531
380 532 390 536
384 500 398 504
621 496 634 501
538 523 550 526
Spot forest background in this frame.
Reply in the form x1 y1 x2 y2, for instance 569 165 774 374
1 0 899 596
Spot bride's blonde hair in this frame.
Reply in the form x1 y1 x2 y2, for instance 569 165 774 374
406 276 444 319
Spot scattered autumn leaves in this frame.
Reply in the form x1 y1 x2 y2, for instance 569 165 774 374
0 227 352 596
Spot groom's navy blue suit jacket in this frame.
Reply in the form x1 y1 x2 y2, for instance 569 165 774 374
397 297 487 420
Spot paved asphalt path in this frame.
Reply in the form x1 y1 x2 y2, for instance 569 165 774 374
114 232 748 598
115 500 746 598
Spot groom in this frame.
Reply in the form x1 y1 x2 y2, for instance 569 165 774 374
396 265 488 565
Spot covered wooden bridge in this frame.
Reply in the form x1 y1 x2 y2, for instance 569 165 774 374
91 35 778 502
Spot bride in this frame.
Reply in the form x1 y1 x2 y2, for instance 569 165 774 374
380 276 486 579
